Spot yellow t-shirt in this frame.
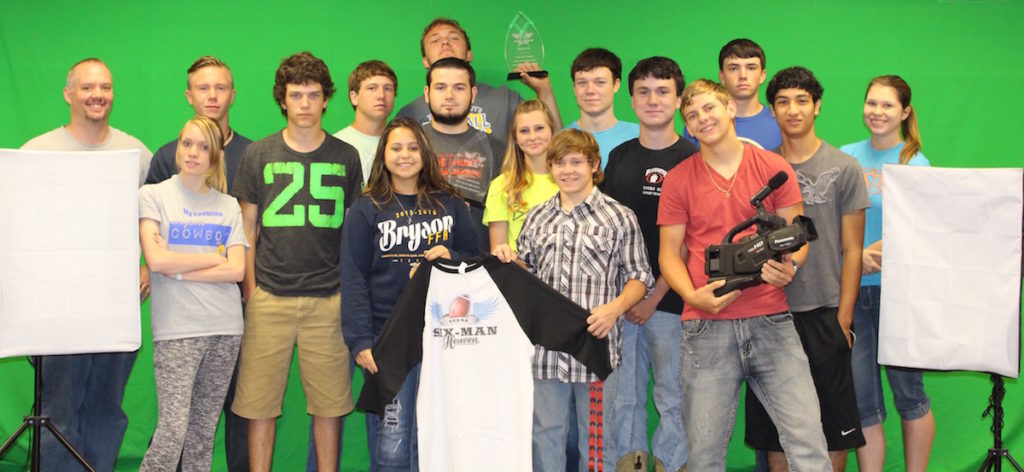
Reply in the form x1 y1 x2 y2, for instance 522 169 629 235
482 171 558 253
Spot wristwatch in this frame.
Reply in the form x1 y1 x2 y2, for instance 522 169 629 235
791 260 799 274
175 273 182 281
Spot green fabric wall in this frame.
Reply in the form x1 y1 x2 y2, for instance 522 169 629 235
1 1 1022 470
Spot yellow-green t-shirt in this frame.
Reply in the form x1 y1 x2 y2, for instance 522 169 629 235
482 171 558 252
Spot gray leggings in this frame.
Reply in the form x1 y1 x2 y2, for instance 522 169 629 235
141 335 241 472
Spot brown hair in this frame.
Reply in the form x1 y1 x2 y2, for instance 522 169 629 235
176 116 226 193
866 75 922 165
347 60 397 109
420 18 471 58
546 129 604 185
272 51 335 117
364 117 461 211
500 100 558 213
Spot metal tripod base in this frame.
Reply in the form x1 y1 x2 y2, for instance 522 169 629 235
0 356 96 472
978 374 1021 472
980 448 1023 472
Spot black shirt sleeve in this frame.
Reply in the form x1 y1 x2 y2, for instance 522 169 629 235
483 257 612 379
356 261 430 414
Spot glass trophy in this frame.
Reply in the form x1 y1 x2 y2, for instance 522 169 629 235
504 12 548 81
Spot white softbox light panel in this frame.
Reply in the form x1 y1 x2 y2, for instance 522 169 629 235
879 165 1022 378
0 149 141 357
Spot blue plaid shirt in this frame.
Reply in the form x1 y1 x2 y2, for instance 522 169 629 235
517 188 653 382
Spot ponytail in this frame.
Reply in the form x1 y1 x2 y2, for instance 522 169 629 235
899 105 922 165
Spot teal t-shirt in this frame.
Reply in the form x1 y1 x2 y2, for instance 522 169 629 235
568 120 640 170
839 139 929 286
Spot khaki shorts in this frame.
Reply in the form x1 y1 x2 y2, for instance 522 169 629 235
232 286 353 419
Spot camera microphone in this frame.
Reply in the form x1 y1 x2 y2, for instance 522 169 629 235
750 171 789 206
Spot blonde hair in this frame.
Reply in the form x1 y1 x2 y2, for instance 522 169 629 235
176 116 226 193
866 75 922 165
500 100 557 213
546 129 604 185
680 78 730 111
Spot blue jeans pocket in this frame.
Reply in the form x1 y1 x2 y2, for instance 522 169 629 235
761 312 794 327
681 319 709 338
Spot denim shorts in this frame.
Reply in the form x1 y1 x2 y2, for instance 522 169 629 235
850 285 931 427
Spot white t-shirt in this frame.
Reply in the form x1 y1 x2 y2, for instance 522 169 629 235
359 256 611 471
334 125 380 185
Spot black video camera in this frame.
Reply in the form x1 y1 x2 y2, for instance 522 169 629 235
705 171 818 297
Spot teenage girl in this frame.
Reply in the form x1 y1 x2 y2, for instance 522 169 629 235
138 116 247 471
840 75 934 472
340 117 479 470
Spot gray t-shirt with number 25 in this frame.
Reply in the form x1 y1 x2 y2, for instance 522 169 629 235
231 131 363 297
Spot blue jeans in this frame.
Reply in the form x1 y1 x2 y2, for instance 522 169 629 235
609 311 687 470
850 285 931 427
39 351 137 472
368 364 419 471
680 314 830 471
532 379 592 472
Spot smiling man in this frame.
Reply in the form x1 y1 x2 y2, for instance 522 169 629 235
507 128 652 472
146 57 251 192
21 57 153 472
420 57 502 255
600 56 697 472
658 78 830 470
229 51 362 472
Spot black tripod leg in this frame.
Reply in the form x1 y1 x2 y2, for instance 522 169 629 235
0 420 32 457
1005 452 1024 472
980 451 996 472
42 420 95 472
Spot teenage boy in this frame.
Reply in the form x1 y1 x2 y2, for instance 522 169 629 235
658 79 831 470
744 66 869 472
147 56 252 192
230 51 363 472
601 56 697 472
495 128 652 472
684 39 781 151
21 57 152 472
397 17 561 150
334 60 397 185
567 48 639 169
421 57 503 255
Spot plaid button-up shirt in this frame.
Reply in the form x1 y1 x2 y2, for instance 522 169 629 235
517 188 653 383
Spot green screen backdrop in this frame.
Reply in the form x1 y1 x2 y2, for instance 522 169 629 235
1 1 1022 470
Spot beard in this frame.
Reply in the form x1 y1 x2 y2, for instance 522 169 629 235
430 103 471 126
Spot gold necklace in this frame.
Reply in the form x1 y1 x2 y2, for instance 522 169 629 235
701 156 738 198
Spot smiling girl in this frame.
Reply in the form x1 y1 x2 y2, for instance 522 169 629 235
339 117 478 470
840 75 933 472
483 100 559 254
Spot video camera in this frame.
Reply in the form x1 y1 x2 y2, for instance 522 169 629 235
705 171 818 297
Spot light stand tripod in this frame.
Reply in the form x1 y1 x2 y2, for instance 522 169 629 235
979 374 1022 472
0 356 96 472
